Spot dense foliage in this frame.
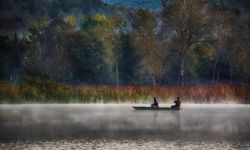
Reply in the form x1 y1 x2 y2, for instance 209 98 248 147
0 0 249 88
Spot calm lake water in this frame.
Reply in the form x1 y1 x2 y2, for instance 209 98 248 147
0 104 250 149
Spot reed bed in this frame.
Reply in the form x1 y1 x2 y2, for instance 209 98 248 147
0 77 249 104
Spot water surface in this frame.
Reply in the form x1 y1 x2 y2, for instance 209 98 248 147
0 104 250 149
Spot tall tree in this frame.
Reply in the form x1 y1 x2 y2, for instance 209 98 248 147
230 15 250 83
208 6 240 84
61 30 106 83
0 34 28 82
131 9 166 86
162 0 212 86
119 34 138 84
81 14 125 86
24 17 73 81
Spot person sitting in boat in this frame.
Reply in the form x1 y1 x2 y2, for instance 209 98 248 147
151 97 159 108
171 97 181 108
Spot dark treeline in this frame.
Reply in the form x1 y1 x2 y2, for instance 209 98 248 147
0 0 249 86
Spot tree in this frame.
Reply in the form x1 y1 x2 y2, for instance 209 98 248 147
162 0 212 86
193 44 214 81
0 34 28 82
61 30 106 84
24 16 107 83
119 34 138 84
24 17 73 81
208 6 240 84
230 16 250 83
23 14 49 77
131 9 166 86
81 14 125 86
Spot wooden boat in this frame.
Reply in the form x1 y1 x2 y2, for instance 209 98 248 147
133 106 181 111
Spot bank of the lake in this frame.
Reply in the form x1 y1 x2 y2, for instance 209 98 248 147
0 78 249 104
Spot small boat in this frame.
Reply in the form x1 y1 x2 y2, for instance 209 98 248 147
133 106 181 111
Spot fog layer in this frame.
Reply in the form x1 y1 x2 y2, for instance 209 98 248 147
0 104 250 141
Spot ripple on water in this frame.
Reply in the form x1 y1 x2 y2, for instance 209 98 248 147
0 139 250 150
1 104 250 149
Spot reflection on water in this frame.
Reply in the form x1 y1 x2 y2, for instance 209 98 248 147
0 104 250 149
1 139 250 150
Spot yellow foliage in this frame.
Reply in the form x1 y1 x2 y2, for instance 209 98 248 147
65 15 77 28
94 13 108 22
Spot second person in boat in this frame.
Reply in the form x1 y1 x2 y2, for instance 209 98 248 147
151 97 159 108
171 97 181 108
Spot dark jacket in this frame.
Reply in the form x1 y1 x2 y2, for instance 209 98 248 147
153 99 159 107
174 99 181 107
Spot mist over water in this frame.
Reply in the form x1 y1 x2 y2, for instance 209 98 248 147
0 104 250 142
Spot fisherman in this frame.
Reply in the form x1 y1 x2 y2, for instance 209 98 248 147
171 97 181 108
151 97 159 108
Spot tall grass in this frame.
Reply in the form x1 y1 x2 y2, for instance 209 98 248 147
0 81 20 103
0 77 249 104
20 76 74 103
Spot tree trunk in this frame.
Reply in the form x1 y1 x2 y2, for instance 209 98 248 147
116 64 119 87
181 59 184 87
230 65 233 85
177 56 185 87
212 57 218 85
177 46 189 87
216 68 221 85
152 76 156 96
152 76 156 87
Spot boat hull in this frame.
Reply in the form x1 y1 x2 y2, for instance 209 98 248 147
133 106 181 111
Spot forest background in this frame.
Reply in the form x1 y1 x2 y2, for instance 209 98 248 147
0 0 249 103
